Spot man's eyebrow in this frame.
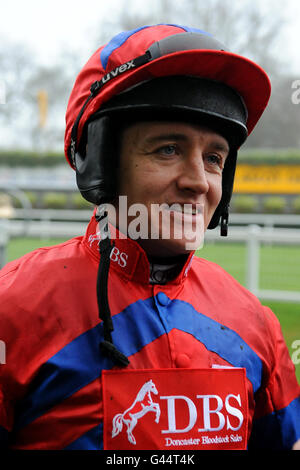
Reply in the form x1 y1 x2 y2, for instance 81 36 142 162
143 133 230 154
210 141 230 154
143 133 189 145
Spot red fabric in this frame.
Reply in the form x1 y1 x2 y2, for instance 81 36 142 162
0 214 299 449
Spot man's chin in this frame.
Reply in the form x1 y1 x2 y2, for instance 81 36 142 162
137 237 203 258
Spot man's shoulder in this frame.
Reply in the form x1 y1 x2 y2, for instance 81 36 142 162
192 254 239 281
190 255 279 357
191 255 262 307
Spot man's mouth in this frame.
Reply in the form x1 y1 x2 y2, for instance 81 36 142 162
166 203 203 216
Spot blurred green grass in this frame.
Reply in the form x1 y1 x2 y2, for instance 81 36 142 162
6 237 66 262
197 242 300 291
261 301 299 383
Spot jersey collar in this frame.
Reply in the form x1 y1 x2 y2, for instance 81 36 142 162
83 211 195 285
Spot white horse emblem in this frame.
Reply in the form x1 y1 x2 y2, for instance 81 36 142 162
88 231 100 247
111 379 161 445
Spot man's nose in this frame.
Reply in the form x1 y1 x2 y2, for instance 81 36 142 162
176 153 209 195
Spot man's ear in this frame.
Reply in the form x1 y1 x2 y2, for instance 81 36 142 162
75 116 117 205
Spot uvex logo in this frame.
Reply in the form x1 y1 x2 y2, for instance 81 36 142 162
101 60 135 85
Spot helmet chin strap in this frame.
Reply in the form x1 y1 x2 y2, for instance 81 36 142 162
220 205 229 237
95 205 130 367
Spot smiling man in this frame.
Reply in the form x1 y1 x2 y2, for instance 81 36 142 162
115 120 229 256
0 24 299 451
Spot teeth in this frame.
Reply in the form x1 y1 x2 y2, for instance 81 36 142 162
184 207 197 214
169 205 199 215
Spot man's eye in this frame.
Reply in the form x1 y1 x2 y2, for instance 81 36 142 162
157 144 177 156
205 154 223 166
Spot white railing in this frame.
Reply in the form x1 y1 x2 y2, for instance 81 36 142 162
230 213 300 228
7 208 300 228
205 224 300 303
0 220 9 268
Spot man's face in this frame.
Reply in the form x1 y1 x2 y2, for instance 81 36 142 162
114 121 229 257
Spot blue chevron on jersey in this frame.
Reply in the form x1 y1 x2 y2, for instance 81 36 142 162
157 297 263 393
111 294 263 393
249 396 300 449
64 423 103 450
13 322 109 430
13 296 164 430
14 295 263 432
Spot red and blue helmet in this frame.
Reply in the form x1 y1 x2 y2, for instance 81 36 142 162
64 24 271 234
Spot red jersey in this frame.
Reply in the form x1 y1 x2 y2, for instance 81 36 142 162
0 213 299 449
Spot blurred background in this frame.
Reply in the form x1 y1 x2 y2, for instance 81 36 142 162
0 0 299 379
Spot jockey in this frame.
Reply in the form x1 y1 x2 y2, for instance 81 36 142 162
0 24 299 451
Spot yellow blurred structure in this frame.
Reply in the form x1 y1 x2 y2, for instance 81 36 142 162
37 90 48 128
234 164 300 194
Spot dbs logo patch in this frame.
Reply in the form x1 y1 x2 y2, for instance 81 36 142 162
102 368 248 450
